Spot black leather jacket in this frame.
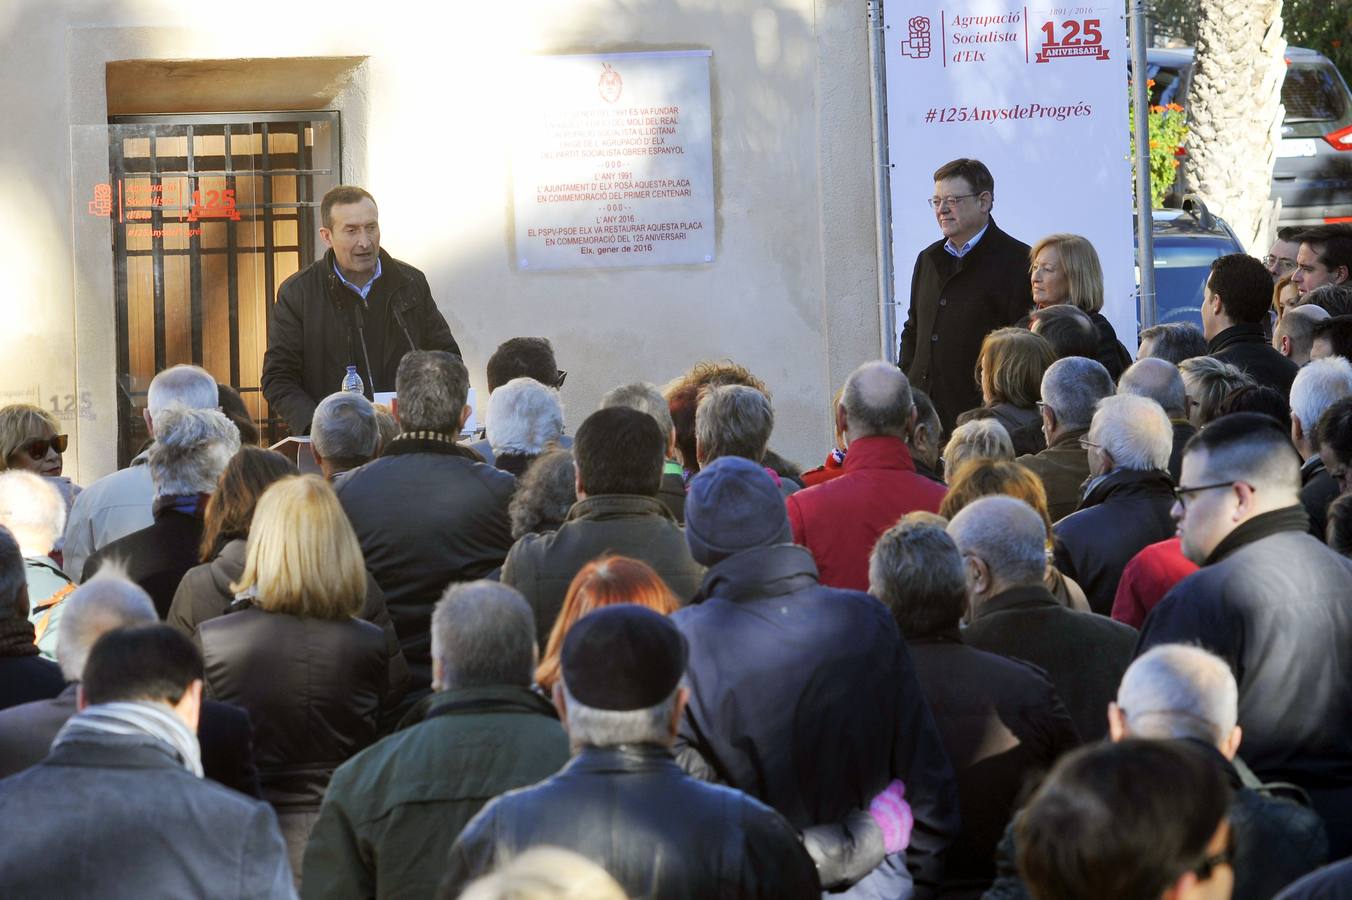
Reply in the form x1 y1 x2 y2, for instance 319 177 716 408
440 744 821 899
199 607 388 811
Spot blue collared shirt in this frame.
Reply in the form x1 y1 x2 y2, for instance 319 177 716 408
334 257 382 301
944 222 990 259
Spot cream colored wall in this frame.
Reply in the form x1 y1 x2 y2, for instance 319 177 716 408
0 0 881 483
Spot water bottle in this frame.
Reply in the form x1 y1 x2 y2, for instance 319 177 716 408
341 365 364 395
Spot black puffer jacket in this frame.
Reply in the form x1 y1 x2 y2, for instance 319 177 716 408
1052 467 1177 615
440 745 821 900
199 607 387 812
166 538 410 705
260 249 459 435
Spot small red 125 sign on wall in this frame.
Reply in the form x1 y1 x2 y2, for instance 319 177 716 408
1036 18 1110 62
187 188 241 222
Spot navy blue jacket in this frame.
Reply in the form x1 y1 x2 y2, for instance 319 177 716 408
672 544 959 900
1052 467 1177 616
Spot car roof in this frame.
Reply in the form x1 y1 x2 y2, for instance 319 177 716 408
1150 208 1234 240
1146 45 1324 65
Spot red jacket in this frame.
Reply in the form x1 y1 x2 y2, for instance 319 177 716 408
1110 537 1197 629
786 435 946 591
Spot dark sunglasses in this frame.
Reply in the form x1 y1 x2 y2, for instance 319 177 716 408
22 435 68 459
555 369 568 388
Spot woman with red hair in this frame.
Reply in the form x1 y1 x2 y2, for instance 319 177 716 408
534 555 679 693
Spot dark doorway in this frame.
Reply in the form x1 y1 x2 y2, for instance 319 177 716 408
107 113 340 465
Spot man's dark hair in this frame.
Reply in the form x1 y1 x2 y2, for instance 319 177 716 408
1030 305 1097 359
912 388 939 434
82 624 203 706
1316 396 1352 467
0 525 25 620
486 338 560 392
1017 740 1231 900
1184 412 1303 490
1138 321 1208 364
320 185 376 230
1215 384 1290 427
395 350 470 433
1296 223 1352 275
1207 253 1274 324
1276 225 1302 243
1312 315 1352 360
869 519 967 637
216 383 260 446
574 407 664 497
933 158 994 195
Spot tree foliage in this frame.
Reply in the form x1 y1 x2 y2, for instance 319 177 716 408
1151 0 1352 85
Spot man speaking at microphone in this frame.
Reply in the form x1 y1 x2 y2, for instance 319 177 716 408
262 185 460 435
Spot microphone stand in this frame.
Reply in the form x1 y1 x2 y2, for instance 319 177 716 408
350 299 377 395
391 302 418 353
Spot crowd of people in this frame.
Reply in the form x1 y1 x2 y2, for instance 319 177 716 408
0 171 1351 900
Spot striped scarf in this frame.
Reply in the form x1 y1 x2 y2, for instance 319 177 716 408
54 700 203 778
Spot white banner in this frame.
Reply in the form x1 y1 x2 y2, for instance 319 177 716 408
884 1 1136 350
513 50 715 271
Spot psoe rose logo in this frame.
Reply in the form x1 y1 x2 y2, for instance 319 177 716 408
901 16 932 59
598 63 623 103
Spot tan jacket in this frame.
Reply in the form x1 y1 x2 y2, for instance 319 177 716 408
1016 427 1091 524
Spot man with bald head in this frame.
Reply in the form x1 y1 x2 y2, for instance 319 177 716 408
1139 413 1352 855
1274 304 1331 367
947 496 1135 741
787 361 946 590
1118 357 1193 480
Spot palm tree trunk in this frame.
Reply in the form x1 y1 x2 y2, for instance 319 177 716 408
1181 0 1286 251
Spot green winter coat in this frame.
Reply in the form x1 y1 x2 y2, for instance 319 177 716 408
300 684 569 900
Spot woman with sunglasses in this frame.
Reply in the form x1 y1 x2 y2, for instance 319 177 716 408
0 404 80 517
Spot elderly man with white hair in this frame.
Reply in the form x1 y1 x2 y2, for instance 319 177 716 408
483 377 564 477
82 406 240 617
1289 356 1352 538
947 495 1136 741
309 392 380 483
0 568 260 795
1109 645 1327 899
1015 356 1117 521
1118 356 1194 480
1051 395 1177 615
0 472 71 659
62 364 221 579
